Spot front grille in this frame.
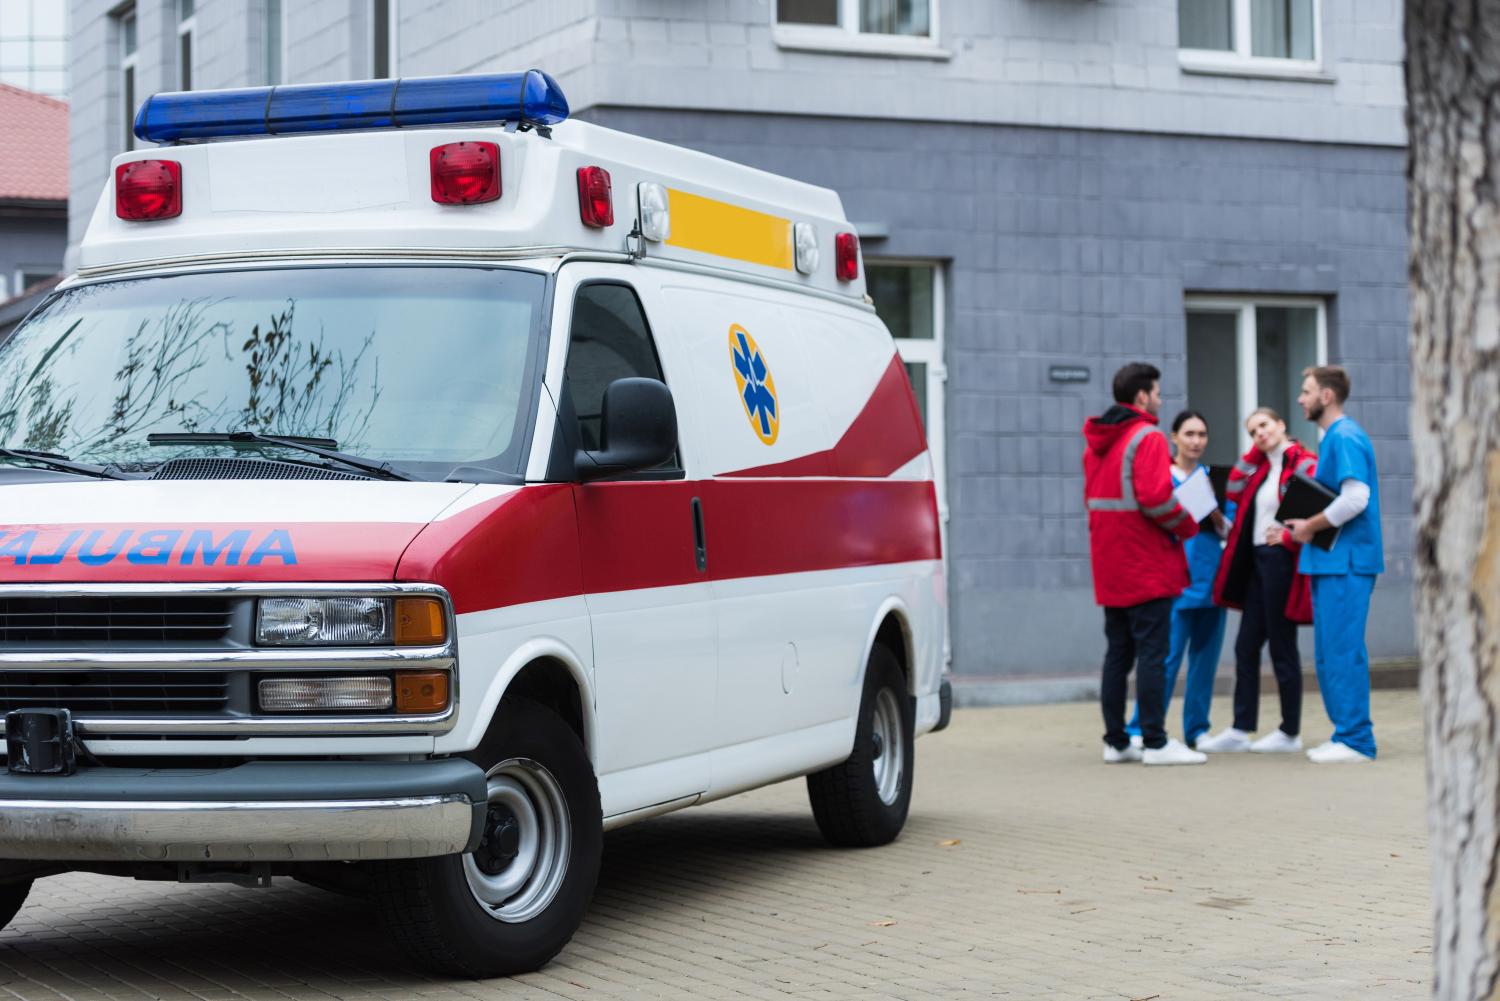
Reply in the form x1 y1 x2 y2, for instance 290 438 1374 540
0 596 235 645
0 671 231 714
151 457 363 480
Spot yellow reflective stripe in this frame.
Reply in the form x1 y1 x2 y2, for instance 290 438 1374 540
665 189 794 270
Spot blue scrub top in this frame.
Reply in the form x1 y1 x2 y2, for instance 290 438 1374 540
1299 415 1384 576
1173 465 1230 610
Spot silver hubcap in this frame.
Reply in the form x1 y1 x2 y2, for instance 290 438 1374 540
871 688 905 806
463 758 571 924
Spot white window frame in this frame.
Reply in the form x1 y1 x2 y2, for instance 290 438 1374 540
1185 294 1328 453
119 6 137 151
13 268 55 297
1178 0 1326 80
177 0 195 91
868 258 947 520
773 0 949 60
265 0 285 84
371 0 398 79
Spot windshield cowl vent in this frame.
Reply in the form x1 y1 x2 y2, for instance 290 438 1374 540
150 458 367 481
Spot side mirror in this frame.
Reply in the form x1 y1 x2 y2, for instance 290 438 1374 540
575 377 678 482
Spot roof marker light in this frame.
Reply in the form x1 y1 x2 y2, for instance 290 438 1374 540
133 70 570 143
115 160 182 221
577 166 613 228
430 142 500 204
835 232 860 282
794 223 820 275
638 182 670 242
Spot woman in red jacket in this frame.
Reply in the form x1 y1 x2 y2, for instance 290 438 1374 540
1197 407 1315 754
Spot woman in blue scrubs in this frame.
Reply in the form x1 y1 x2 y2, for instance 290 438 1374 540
1128 411 1230 748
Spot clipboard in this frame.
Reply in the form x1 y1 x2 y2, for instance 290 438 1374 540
1275 471 1341 551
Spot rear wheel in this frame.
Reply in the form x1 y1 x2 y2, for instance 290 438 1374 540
807 644 914 847
0 879 31 932
372 697 601 977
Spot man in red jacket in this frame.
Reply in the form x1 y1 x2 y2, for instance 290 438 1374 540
1083 363 1206 765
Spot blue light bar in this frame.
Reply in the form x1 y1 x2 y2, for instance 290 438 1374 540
133 70 570 144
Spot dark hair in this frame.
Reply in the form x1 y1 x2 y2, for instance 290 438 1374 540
1303 365 1351 403
1112 362 1160 404
1171 409 1208 434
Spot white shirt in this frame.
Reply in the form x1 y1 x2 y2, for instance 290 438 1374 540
1252 442 1288 547
1325 479 1371 527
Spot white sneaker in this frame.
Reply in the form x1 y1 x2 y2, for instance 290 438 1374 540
1249 729 1303 753
1195 727 1253 753
1103 743 1143 763
1307 740 1374 764
1142 738 1207 766
1129 734 1144 750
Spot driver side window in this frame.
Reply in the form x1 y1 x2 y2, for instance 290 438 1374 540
563 283 674 462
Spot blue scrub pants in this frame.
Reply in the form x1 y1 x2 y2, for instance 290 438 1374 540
1310 573 1377 758
1127 605 1226 746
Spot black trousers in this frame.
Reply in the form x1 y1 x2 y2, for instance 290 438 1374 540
1101 597 1174 751
1232 545 1302 735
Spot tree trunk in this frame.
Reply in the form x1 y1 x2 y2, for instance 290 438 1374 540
1408 2 1500 997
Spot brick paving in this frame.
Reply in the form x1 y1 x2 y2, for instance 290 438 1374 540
0 690 1430 1000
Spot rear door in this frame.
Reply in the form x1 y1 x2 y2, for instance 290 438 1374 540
549 264 717 818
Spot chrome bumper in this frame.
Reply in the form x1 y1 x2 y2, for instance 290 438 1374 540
0 760 488 862
0 795 476 862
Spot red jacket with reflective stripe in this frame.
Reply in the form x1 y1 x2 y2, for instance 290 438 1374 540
1082 405 1198 608
1211 441 1316 624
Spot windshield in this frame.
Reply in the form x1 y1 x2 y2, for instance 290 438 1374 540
0 266 546 479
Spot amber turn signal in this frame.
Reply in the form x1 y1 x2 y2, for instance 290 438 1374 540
395 670 450 714
394 597 447 645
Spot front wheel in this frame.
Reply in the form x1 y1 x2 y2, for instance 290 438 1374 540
371 697 602 977
0 879 30 932
806 644 914 847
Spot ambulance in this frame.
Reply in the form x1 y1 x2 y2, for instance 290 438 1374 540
0 71 948 976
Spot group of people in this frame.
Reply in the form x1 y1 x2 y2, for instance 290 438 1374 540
1082 362 1384 766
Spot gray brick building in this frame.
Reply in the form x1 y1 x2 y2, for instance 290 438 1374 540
64 0 1413 699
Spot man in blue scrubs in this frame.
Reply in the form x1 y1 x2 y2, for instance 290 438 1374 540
1284 366 1383 763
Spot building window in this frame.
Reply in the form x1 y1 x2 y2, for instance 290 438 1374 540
119 6 137 151
1184 297 1327 467
0 0 69 99
177 0 195 90
1179 0 1320 69
264 0 282 83
372 0 397 79
869 260 945 513
14 269 55 297
779 0 930 35
774 0 945 57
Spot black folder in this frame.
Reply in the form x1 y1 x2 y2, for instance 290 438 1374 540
1275 471 1340 551
1206 465 1231 506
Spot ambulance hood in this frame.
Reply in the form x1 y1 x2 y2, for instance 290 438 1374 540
0 479 479 584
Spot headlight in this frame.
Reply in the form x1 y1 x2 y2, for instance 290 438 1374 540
256 597 392 646
255 596 450 646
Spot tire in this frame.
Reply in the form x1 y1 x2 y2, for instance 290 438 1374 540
0 879 30 932
371 697 602 978
806 643 914 847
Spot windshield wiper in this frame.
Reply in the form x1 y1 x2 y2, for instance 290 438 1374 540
0 447 135 480
145 431 416 481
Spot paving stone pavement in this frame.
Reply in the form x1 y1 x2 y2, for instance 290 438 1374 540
0 690 1430 1000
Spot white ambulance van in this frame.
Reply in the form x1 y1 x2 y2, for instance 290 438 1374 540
0 72 948 976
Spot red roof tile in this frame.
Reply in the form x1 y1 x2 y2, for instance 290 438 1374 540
0 84 67 202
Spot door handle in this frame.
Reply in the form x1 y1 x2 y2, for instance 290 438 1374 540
691 496 707 573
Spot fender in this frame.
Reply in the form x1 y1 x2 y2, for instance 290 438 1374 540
437 630 599 765
859 596 915 699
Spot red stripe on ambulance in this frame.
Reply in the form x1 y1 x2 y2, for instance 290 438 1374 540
719 355 928 479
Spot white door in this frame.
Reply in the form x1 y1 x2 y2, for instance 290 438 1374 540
550 264 718 818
